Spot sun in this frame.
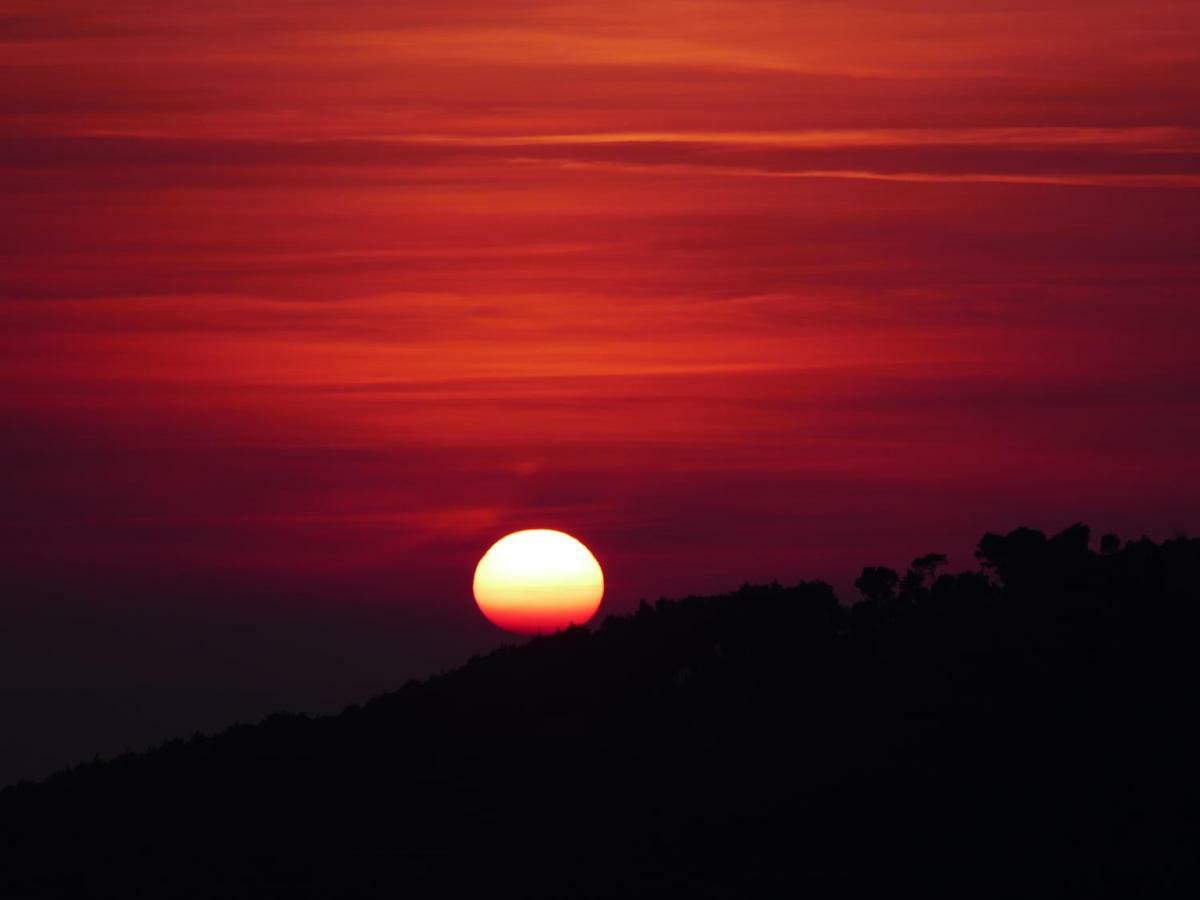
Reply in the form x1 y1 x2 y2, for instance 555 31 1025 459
473 529 604 635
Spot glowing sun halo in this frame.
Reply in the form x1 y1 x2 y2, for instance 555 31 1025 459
473 529 604 635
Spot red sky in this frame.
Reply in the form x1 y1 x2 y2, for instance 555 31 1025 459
2 1 1199 780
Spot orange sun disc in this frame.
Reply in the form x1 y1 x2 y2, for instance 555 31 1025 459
472 529 604 635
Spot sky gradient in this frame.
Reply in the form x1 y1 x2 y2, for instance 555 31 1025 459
2 1 1199 783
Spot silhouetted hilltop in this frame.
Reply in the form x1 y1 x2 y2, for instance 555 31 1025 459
2 526 1197 898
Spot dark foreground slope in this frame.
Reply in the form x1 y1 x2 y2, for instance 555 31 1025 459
2 526 1197 898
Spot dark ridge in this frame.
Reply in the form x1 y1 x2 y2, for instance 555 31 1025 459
1 525 1197 897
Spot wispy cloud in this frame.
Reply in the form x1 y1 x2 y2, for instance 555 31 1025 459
2 0 1198 604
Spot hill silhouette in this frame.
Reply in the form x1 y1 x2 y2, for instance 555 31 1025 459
1 524 1197 897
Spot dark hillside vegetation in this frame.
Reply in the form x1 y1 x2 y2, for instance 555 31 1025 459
1 525 1197 897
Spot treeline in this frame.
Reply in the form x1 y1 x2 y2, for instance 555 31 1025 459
1 525 1196 897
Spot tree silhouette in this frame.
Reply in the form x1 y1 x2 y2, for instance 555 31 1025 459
911 552 948 586
855 566 899 605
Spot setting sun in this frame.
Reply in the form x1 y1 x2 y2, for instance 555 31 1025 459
473 530 604 634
